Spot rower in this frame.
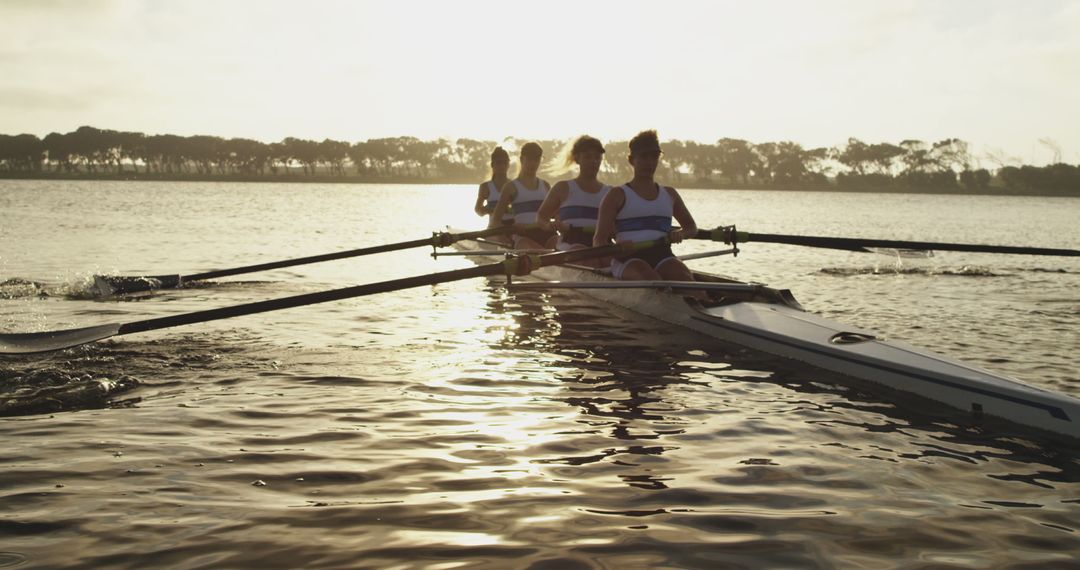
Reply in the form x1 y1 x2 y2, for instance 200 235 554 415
489 142 557 250
473 146 513 230
593 129 699 284
536 135 610 267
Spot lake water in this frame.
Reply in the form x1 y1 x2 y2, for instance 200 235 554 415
1 180 1079 568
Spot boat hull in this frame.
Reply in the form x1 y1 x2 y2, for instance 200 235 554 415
450 233 1080 440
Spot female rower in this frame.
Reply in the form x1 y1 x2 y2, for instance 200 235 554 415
536 135 610 266
489 142 557 250
593 130 698 282
473 146 513 227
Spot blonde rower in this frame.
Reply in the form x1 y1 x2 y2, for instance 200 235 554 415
536 135 610 265
489 142 557 250
593 130 698 281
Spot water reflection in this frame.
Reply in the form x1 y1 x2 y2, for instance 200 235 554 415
477 278 1080 501
479 283 725 493
4 182 1080 567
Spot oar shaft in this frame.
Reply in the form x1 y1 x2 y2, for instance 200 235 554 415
119 264 496 335
696 230 1080 257
751 233 1079 256
678 248 739 261
120 240 634 337
0 240 644 354
185 238 432 281
185 226 516 281
432 249 551 257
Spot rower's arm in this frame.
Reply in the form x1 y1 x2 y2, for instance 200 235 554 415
536 181 568 232
474 184 489 217
593 186 625 246
669 188 697 243
488 183 515 229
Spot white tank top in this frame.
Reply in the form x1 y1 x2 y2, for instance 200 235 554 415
511 179 548 224
559 180 609 228
614 184 673 242
484 181 513 221
484 181 500 211
555 180 609 249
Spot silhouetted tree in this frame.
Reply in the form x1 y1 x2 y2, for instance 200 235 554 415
117 131 146 173
452 138 495 178
3 126 1076 196
0 134 44 172
317 139 350 176
282 137 319 175
959 168 992 192
715 138 756 185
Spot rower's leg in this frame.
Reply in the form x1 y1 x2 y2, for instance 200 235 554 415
618 259 661 280
656 258 693 281
657 259 706 300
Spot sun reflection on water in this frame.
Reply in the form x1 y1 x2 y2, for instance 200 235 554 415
387 530 512 548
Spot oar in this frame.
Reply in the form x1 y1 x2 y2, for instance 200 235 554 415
93 226 520 295
678 248 739 262
507 280 758 293
695 228 1080 257
0 240 649 355
431 249 552 257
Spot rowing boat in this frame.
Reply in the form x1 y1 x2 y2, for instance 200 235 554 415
448 229 1080 440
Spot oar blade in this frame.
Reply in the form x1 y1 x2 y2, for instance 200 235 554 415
92 274 182 296
0 323 122 355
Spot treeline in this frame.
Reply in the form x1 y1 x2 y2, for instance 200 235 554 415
0 126 1077 196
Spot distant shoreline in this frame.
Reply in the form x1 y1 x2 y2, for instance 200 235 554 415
5 127 1077 197
0 171 1071 198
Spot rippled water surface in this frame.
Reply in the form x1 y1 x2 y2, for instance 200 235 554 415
2 180 1079 568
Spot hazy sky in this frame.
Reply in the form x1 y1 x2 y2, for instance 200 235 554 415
2 0 1078 165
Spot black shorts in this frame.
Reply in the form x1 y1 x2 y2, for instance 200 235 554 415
615 242 676 267
559 226 592 248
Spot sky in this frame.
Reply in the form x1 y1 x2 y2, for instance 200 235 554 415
1 0 1078 166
